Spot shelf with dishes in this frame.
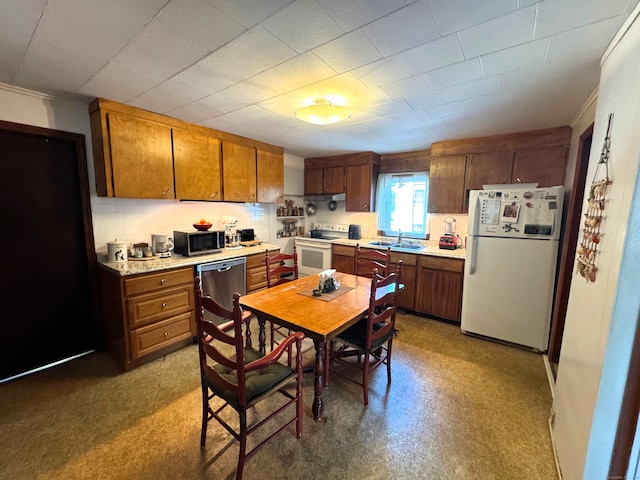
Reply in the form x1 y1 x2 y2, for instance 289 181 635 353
276 216 305 238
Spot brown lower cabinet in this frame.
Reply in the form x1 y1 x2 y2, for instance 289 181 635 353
246 252 269 292
98 266 196 370
415 256 464 323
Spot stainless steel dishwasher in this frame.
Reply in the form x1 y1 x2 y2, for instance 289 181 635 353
196 257 247 324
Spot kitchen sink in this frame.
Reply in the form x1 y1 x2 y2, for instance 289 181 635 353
391 243 424 250
368 241 394 246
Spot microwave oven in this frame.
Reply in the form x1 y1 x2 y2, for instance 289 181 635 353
173 230 225 256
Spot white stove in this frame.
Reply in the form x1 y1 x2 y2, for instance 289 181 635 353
295 223 349 276
307 222 350 241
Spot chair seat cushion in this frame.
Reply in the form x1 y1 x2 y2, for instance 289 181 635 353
211 348 292 404
337 321 390 350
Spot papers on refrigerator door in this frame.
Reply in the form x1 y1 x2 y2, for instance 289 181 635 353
480 197 501 225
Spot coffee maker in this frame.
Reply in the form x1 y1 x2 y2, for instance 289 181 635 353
438 217 462 250
151 233 174 257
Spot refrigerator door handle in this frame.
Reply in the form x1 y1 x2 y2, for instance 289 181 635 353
468 193 480 275
469 235 478 275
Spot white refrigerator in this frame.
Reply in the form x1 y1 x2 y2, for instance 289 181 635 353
461 185 564 351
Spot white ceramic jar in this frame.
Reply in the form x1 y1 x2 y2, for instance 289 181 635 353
107 240 128 263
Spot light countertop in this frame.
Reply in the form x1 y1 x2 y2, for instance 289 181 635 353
332 238 466 259
98 243 280 276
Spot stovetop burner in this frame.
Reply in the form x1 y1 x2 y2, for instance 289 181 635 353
306 222 350 241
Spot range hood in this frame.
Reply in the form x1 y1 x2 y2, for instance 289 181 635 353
303 192 346 201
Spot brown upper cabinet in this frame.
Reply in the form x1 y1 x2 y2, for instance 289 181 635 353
89 98 284 202
304 152 379 212
222 141 257 203
257 149 284 203
92 109 174 199
304 165 345 194
428 126 571 214
173 128 222 201
428 155 467 213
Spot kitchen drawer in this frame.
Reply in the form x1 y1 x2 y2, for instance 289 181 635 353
419 256 464 272
129 312 194 360
390 251 417 266
247 265 267 292
332 244 355 256
127 284 194 329
246 252 267 269
124 267 193 296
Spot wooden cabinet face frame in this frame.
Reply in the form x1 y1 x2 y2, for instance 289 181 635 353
173 128 222 201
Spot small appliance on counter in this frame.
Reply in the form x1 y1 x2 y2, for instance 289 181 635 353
439 216 463 250
151 233 174 258
348 224 361 240
173 230 224 256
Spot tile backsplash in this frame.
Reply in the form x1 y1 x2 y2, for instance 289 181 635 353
91 197 273 253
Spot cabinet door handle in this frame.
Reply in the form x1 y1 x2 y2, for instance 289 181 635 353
162 303 168 308
164 331 169 337
161 278 166 284
161 187 171 197
210 191 218 199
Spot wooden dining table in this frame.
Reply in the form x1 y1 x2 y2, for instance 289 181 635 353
240 272 375 421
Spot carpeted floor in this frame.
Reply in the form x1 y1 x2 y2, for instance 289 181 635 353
0 313 558 480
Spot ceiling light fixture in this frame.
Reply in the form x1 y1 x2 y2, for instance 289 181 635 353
294 98 351 125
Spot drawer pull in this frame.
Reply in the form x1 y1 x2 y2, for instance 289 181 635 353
164 331 169 337
161 278 167 284
162 303 168 308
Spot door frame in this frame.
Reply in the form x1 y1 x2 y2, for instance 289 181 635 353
548 123 593 364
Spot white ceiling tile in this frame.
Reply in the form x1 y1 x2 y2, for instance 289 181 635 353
380 74 435 100
428 0 517 36
273 52 337 83
312 30 382 73
363 99 414 116
77 61 159 102
166 101 227 123
404 91 450 110
0 0 47 82
172 62 234 95
362 1 440 56
217 104 275 125
317 0 409 31
199 81 274 113
535 0 632 38
129 79 209 114
397 34 464 75
202 26 297 84
480 39 549 76
447 77 498 101
15 0 168 90
110 0 245 82
545 17 622 63
209 0 294 28
262 0 344 53
425 101 467 118
425 59 483 89
457 5 537 58
464 90 512 112
352 57 412 88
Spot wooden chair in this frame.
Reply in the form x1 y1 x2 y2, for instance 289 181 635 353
326 264 402 406
194 277 304 480
354 243 391 278
265 247 299 367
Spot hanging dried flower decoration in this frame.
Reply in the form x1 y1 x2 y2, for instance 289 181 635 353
575 113 613 283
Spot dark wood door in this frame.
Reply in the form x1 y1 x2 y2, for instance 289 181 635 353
0 120 98 381
427 155 467 213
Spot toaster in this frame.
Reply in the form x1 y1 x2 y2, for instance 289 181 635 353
240 228 255 242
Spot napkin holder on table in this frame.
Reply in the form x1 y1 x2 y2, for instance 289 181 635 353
318 269 340 293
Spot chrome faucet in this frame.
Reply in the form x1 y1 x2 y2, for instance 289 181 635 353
397 229 403 244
